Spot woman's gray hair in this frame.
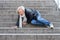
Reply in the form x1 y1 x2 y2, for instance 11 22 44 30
17 6 25 13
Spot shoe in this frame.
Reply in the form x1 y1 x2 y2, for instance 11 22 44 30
49 23 54 29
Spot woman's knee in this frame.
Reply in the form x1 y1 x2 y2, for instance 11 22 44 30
31 20 36 24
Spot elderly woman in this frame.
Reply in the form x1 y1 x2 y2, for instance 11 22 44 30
16 6 54 29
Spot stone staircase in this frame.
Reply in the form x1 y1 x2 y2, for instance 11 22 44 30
0 0 60 34
0 35 60 40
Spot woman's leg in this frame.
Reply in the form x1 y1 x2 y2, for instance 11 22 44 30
36 10 51 26
36 11 54 29
31 20 45 26
37 17 54 29
37 17 51 26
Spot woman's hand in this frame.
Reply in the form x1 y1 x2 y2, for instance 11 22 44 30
22 21 27 26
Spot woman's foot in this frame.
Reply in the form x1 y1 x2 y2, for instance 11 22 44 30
49 23 54 29
47 23 54 29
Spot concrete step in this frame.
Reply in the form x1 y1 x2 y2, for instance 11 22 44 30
0 35 60 40
0 27 59 34
0 0 59 27
0 0 56 9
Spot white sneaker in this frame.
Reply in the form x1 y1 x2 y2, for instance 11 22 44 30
49 23 54 29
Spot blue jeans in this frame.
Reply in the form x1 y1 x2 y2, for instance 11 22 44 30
31 10 50 26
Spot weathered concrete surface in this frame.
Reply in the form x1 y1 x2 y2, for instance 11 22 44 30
0 27 59 34
0 0 60 40
0 35 60 40
0 0 60 27
0 0 60 35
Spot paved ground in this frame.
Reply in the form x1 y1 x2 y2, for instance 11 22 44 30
0 0 60 36
0 0 60 40
0 0 60 27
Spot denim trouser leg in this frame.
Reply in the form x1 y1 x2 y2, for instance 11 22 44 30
37 17 50 26
31 10 51 26
31 20 44 26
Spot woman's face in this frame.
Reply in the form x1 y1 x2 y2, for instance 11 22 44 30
18 9 24 16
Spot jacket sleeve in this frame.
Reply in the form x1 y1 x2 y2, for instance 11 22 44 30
25 8 37 23
16 15 19 27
